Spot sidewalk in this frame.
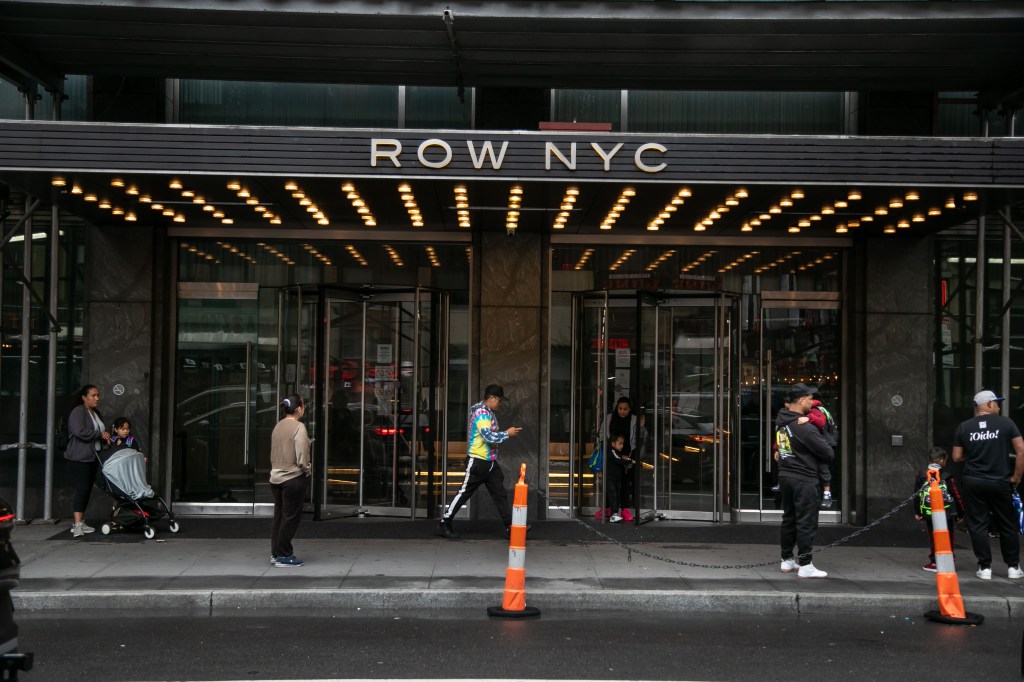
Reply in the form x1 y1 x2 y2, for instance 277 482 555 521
11 518 1024 619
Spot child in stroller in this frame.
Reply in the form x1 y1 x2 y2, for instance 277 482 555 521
96 417 179 538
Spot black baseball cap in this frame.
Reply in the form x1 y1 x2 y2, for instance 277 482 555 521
484 384 506 401
786 382 817 403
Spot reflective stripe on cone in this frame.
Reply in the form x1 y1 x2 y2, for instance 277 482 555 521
923 465 984 626
487 462 540 619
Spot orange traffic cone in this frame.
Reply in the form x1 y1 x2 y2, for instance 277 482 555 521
923 465 983 625
487 463 540 619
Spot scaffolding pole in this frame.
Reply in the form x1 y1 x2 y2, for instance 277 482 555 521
1002 212 1011 401
43 90 62 522
974 203 986 392
17 195 32 523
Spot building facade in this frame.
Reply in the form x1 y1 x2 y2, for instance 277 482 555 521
0 0 1022 526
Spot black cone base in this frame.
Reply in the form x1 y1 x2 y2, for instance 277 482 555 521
925 610 984 625
487 605 541 619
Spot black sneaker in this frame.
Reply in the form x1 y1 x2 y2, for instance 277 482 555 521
437 521 460 540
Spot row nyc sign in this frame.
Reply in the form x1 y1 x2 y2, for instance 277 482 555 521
370 138 672 173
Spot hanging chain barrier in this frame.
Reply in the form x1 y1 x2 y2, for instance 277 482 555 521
527 479 920 570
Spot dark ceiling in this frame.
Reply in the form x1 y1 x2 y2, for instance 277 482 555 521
1 1 1023 101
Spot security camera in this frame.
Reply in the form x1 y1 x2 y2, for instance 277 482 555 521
506 226 516 238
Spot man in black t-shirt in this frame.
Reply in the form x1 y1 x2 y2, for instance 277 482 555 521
951 390 1024 580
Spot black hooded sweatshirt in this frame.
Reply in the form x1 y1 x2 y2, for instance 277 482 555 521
776 407 835 483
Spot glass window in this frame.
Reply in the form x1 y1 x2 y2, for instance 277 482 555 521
552 89 621 130
406 86 472 129
0 75 88 121
180 80 399 127
629 90 844 134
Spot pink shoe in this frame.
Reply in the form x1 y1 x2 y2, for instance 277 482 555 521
621 508 633 522
594 507 610 519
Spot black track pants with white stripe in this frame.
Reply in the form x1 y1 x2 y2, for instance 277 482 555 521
442 457 511 527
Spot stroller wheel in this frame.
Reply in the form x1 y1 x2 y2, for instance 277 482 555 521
143 526 156 540
101 524 112 536
168 520 180 534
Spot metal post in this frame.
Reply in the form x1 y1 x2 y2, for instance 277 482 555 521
1002 216 1011 401
44 206 58 521
44 90 62 522
17 196 32 522
974 202 986 391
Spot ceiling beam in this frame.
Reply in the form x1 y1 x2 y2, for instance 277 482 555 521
0 37 63 93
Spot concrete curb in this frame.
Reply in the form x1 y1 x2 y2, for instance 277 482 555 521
14 589 1024 618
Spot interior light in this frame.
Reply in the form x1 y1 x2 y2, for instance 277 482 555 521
110 178 124 188
884 226 896 234
284 182 298 191
71 185 83 194
779 198 793 207
905 191 920 201
169 180 183 190
889 199 903 208
875 207 888 215
51 177 66 187
834 200 848 208
341 183 355 192
928 208 942 216
912 214 925 222
790 190 804 199
678 188 692 197
125 213 137 222
228 181 242 191
945 197 957 209
84 194 98 202
822 207 835 215
788 226 800 233
964 192 979 201
836 225 848 234
847 190 862 201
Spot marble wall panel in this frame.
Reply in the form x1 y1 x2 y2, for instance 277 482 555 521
86 226 154 302
862 237 933 516
472 233 544 519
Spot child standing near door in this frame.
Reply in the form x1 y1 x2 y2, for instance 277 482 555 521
605 432 634 523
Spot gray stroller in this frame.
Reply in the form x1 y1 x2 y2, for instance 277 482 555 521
96 447 179 539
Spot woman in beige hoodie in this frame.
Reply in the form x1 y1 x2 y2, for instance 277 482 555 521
269 394 311 567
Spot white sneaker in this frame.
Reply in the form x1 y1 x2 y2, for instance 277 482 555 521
977 567 992 580
70 523 96 534
797 563 827 579
609 514 623 523
1008 566 1024 579
780 558 799 573
71 522 85 538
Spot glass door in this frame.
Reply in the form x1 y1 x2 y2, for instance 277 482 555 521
172 283 268 512
318 287 448 519
639 296 735 521
571 290 736 522
735 292 841 521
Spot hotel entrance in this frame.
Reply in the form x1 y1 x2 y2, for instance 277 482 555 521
550 243 844 524
568 290 739 522
171 282 451 518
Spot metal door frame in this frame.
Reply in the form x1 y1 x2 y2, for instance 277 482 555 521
735 290 842 523
315 285 449 521
568 289 736 522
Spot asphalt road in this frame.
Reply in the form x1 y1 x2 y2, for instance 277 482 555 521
15 609 1021 681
